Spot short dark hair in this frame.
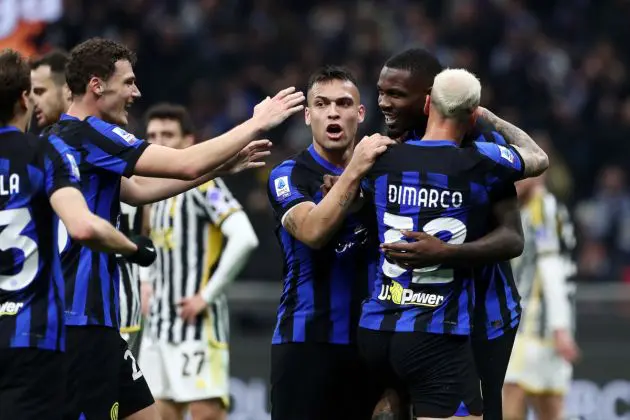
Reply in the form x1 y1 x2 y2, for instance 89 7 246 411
307 65 359 94
0 49 31 124
144 103 195 136
385 48 444 91
66 38 137 96
30 49 69 85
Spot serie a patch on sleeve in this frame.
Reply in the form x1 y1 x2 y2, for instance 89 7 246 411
274 176 291 199
112 126 138 144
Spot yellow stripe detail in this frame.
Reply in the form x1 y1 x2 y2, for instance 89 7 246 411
201 224 227 349
168 196 177 218
197 180 216 194
119 325 141 333
214 207 240 226
517 381 567 396
528 192 545 228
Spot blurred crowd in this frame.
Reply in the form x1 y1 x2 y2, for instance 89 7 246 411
26 0 630 281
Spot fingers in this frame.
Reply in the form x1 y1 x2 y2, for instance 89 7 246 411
250 151 271 161
400 230 430 239
380 241 414 252
284 104 305 117
273 86 296 99
246 162 266 169
248 139 273 149
284 91 305 107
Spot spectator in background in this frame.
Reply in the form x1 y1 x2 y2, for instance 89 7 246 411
575 165 630 280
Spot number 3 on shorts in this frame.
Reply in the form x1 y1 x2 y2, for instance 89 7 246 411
381 212 467 284
124 349 143 381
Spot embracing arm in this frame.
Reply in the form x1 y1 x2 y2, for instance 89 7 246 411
433 195 524 266
477 107 549 177
382 195 524 268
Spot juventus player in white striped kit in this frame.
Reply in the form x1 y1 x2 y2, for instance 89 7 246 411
139 104 259 420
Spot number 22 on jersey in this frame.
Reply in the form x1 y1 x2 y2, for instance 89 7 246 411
382 212 467 285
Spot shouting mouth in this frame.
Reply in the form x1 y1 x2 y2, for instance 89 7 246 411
326 123 344 140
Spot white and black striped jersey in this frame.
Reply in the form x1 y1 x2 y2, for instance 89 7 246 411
147 178 239 344
118 202 143 332
511 189 577 339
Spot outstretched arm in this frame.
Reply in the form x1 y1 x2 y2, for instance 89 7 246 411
121 139 271 205
476 107 549 178
133 88 304 180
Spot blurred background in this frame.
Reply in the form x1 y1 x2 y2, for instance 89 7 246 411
3 0 630 418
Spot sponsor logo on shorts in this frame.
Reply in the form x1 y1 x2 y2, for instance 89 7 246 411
110 402 119 420
377 280 445 307
0 301 24 316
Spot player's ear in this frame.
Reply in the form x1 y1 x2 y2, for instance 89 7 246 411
89 77 104 96
18 90 30 114
357 104 366 123
304 106 311 126
423 95 430 116
62 83 71 103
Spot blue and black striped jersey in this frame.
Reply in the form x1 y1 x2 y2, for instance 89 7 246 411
0 126 80 351
360 138 524 335
267 145 377 345
46 114 149 329
468 126 522 340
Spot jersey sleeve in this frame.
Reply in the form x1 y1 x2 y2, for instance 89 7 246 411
267 160 313 221
43 135 82 197
193 178 242 226
84 117 150 177
475 141 525 193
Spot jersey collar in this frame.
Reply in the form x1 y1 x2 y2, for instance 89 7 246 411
60 113 80 121
0 126 21 134
405 139 459 147
308 144 344 175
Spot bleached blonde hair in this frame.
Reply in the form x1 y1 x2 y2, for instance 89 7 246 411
430 68 481 121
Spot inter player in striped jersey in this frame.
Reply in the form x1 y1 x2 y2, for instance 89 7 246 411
354 68 548 420
28 48 151 360
267 66 395 420
375 49 543 420
48 38 304 420
138 103 258 420
0 49 155 420
503 174 579 420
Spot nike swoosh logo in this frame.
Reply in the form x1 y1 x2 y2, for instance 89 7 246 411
146 247 155 252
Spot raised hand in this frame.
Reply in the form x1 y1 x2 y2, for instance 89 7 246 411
218 139 272 175
253 87 305 131
346 134 396 177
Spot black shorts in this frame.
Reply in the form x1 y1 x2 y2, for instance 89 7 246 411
64 325 154 420
358 328 483 418
270 342 383 420
0 348 65 420
472 325 518 420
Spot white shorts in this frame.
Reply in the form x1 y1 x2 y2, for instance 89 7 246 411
139 336 229 405
505 334 572 394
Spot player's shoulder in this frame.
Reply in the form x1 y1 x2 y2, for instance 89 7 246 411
84 117 141 146
269 150 312 181
473 141 518 165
